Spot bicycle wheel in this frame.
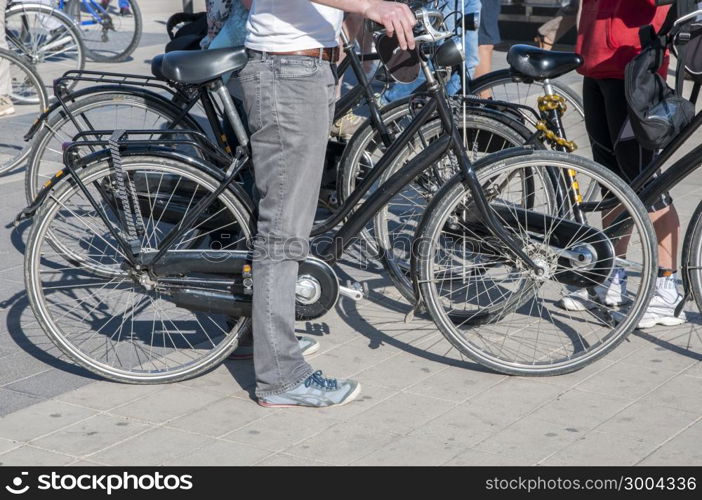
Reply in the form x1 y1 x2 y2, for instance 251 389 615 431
374 111 534 303
417 150 657 375
25 155 254 383
0 47 48 175
681 199 702 315
66 0 142 63
335 97 418 255
5 3 85 94
467 69 589 156
25 87 204 203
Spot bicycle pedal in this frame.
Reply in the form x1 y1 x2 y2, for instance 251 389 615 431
339 281 366 302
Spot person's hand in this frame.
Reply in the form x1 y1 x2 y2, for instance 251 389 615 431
362 0 416 50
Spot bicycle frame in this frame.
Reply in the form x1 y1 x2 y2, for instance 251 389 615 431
50 55 541 277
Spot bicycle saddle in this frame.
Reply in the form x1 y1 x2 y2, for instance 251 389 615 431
154 47 248 85
506 44 583 80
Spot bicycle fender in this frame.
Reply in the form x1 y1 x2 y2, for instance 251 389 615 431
15 147 255 228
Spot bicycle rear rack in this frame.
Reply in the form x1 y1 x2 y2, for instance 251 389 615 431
53 70 186 99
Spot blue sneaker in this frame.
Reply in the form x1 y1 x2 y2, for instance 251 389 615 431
229 335 319 360
258 370 361 408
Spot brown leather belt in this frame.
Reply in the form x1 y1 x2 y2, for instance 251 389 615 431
250 47 339 62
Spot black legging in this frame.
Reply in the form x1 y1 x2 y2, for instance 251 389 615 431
582 76 671 211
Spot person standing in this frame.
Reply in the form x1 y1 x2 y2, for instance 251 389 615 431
534 0 579 50
558 0 686 329
472 0 501 97
380 0 482 105
236 0 416 407
0 0 14 118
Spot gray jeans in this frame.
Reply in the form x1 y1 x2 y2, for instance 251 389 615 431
237 51 336 397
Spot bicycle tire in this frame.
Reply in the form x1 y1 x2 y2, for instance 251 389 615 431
416 150 657 376
25 87 204 204
0 47 49 176
66 0 142 63
681 198 702 316
25 155 254 383
5 3 86 94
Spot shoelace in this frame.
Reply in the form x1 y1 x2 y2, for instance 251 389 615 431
304 370 338 390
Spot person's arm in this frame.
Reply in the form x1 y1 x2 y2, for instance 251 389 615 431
240 0 252 9
311 0 416 49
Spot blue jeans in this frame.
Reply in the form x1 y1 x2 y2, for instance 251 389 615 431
382 0 481 104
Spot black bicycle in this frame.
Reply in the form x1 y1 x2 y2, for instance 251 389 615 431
19 8 657 382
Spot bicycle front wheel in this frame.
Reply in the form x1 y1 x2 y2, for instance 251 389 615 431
67 0 142 63
417 150 657 375
25 156 254 383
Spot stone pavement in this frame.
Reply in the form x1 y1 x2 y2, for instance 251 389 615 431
0 0 700 466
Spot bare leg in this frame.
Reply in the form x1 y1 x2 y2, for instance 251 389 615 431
474 44 494 98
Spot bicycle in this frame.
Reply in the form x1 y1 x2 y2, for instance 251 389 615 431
0 45 48 174
4 0 85 93
19 7 657 382
58 0 142 63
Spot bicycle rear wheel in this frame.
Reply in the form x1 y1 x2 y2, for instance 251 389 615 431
66 0 142 63
25 88 204 203
0 47 48 175
467 69 589 157
417 150 657 375
25 155 254 383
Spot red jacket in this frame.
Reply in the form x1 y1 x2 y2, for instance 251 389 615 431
576 0 671 79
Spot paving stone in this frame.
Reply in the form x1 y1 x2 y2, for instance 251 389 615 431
572 360 682 402
179 363 255 396
90 427 215 466
405 365 508 403
223 410 342 452
353 432 468 465
304 338 404 380
529 389 630 433
0 400 97 442
0 388 44 417
640 375 702 414
594 402 699 442
355 352 452 391
109 384 225 424
31 414 152 457
164 439 271 466
284 422 403 465
444 447 535 466
167 396 269 438
474 415 584 464
541 431 658 466
0 445 76 466
4 369 94 399
0 438 19 454
56 381 163 411
256 452 331 466
638 419 702 465
351 391 456 436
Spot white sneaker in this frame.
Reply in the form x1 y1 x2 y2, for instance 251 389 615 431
637 274 687 329
0 96 15 117
558 268 627 311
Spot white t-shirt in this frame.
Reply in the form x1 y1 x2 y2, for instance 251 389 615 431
245 0 344 51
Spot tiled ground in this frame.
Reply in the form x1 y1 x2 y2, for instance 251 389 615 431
0 0 700 466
